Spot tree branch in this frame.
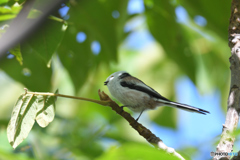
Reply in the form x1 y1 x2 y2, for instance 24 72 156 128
98 90 185 160
214 0 240 159
24 88 185 159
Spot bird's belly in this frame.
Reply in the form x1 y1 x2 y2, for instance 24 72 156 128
110 89 155 112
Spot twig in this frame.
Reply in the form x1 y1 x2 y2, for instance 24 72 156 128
214 0 240 159
24 88 110 106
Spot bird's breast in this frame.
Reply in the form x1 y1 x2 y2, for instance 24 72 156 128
108 85 157 112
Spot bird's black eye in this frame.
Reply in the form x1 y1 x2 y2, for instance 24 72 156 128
119 73 130 79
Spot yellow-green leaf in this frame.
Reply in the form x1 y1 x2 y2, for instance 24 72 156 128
9 44 23 65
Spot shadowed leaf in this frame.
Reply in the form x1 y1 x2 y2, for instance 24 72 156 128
27 19 66 65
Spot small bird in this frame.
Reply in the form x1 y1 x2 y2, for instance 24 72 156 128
104 71 210 121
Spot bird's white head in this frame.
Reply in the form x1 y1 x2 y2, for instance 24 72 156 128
104 71 129 86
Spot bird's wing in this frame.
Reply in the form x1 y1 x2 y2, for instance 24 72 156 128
120 77 170 101
120 76 210 115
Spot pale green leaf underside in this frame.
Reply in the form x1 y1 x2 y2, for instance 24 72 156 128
7 94 39 149
7 92 57 149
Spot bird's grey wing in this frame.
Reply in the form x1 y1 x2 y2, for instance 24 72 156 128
120 78 210 115
120 80 170 101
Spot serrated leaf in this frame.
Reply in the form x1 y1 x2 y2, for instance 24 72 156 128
9 44 23 65
7 94 39 149
36 90 58 127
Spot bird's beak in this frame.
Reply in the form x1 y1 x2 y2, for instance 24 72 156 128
104 81 108 85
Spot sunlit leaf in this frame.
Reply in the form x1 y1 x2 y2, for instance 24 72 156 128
9 44 23 65
96 143 180 160
0 6 12 13
36 90 58 127
0 14 16 21
0 0 8 5
7 94 39 149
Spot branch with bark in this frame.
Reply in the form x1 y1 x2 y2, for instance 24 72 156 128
98 90 185 160
214 0 240 159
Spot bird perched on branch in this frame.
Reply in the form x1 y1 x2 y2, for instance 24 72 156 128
104 71 210 121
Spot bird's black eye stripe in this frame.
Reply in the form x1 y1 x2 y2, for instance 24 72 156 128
119 73 131 79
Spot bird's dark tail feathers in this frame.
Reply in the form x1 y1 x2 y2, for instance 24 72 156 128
160 100 210 115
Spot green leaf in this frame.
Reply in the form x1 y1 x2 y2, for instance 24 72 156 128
36 90 58 127
145 0 197 82
0 0 8 5
7 90 58 149
26 19 66 65
57 26 93 91
9 44 23 65
0 6 12 13
0 43 52 92
96 143 180 160
180 0 231 40
7 94 39 149
57 0 129 91
0 14 16 21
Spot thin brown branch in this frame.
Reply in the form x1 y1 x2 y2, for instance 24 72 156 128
98 89 185 160
25 89 110 106
214 0 240 159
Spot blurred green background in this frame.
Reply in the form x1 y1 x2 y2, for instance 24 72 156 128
0 0 235 160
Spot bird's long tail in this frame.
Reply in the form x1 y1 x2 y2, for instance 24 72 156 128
158 100 210 115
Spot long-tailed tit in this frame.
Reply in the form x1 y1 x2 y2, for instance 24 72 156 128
104 71 210 121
